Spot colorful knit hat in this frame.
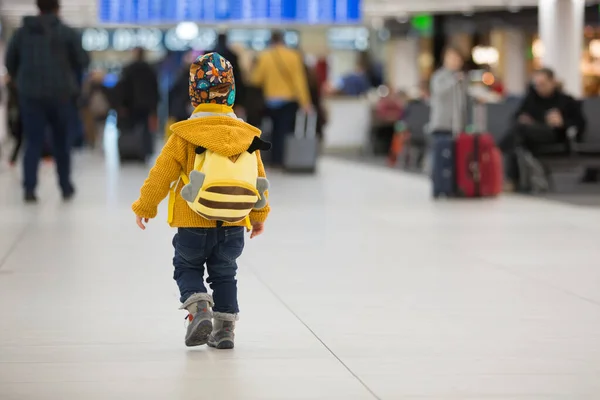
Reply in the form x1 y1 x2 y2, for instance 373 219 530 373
189 52 236 107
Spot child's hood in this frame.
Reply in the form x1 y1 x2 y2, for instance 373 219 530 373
169 113 262 157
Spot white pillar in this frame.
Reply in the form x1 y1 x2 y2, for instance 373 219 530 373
503 30 528 96
0 42 6 143
539 0 584 97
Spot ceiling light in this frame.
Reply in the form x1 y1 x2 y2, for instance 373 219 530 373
589 39 600 58
176 22 199 41
472 45 499 65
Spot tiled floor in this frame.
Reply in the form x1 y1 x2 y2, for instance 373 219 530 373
2 148 600 399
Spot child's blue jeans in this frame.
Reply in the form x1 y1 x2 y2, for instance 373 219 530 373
173 227 245 314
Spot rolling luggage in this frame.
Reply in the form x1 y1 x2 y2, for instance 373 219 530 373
118 122 147 162
431 78 465 198
431 135 456 197
455 132 503 197
283 111 318 173
432 83 503 198
455 100 503 197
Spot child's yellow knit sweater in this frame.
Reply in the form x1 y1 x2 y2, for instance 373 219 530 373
132 106 270 228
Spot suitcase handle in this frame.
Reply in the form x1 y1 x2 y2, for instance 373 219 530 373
294 110 317 139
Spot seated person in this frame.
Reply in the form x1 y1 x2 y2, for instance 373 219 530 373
372 89 406 154
375 89 406 122
499 68 586 182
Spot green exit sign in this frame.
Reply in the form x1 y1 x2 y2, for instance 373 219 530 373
411 14 433 34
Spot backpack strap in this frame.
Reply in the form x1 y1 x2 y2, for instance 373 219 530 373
167 152 203 224
167 179 179 224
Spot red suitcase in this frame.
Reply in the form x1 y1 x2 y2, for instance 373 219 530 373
454 99 503 198
455 132 503 197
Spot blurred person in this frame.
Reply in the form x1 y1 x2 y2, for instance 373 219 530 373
132 53 271 349
244 56 265 128
326 57 371 97
169 51 199 123
373 88 406 154
305 60 327 141
359 51 383 89
490 77 505 96
209 33 247 116
314 56 329 93
81 70 111 147
423 46 467 175
499 68 585 185
115 47 160 157
69 66 88 148
428 45 467 137
376 88 405 121
6 77 23 166
5 0 89 202
69 84 85 149
251 30 312 166
419 80 430 101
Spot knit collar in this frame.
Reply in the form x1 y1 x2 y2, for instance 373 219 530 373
193 104 234 115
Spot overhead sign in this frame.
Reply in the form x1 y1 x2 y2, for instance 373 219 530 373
81 27 298 52
82 28 166 51
99 0 361 24
327 27 368 50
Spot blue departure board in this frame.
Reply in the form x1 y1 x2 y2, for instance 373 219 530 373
99 0 361 24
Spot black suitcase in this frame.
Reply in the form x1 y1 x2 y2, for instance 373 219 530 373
430 80 465 198
118 122 147 162
431 135 455 198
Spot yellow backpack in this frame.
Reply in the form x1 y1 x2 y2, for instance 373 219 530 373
178 137 270 228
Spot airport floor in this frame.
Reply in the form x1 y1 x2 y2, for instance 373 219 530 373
2 146 600 399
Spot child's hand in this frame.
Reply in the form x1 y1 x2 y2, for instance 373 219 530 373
250 222 265 239
136 216 149 230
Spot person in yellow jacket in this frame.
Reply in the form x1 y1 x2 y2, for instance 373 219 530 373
252 30 312 165
132 53 270 350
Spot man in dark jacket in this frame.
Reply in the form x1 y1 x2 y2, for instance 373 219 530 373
210 33 247 115
5 0 89 202
115 47 160 157
499 68 586 183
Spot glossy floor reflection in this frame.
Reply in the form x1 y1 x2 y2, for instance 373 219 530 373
1 148 600 399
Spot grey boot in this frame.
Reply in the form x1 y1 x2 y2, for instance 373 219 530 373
208 312 237 350
180 293 213 347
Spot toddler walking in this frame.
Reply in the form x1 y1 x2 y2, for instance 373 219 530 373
132 53 271 349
